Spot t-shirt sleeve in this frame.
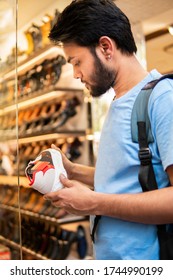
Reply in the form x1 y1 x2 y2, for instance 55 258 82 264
149 79 173 171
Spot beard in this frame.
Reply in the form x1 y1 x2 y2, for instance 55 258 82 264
88 51 116 97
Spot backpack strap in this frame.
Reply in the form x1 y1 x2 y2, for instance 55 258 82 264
131 86 154 144
137 120 158 192
131 73 173 192
90 215 101 243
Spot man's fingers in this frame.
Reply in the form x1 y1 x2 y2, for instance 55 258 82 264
59 174 73 188
51 144 66 161
51 144 60 151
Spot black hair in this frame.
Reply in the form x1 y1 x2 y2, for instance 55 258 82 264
49 0 137 55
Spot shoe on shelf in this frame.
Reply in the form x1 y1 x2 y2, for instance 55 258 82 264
25 148 67 194
76 225 88 259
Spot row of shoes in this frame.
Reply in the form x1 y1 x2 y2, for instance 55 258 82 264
19 137 83 176
24 10 60 55
0 209 88 259
0 98 62 129
0 54 66 107
0 81 12 107
0 95 82 140
18 55 66 98
0 9 59 74
19 96 81 137
0 185 86 223
20 137 83 159
0 210 20 244
0 184 67 218
21 217 88 259
0 137 83 176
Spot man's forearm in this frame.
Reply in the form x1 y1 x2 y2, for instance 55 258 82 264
71 164 95 188
94 186 173 224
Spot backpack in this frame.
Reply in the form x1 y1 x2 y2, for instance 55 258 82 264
91 74 173 260
131 73 173 259
131 73 173 192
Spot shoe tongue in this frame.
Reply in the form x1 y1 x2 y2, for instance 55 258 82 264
25 163 35 180
39 150 53 165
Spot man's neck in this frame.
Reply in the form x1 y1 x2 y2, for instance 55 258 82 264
113 55 148 99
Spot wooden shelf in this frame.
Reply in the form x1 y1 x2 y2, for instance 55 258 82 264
19 132 86 143
0 203 87 225
0 45 63 81
0 235 49 260
0 175 29 188
0 88 83 116
0 131 86 144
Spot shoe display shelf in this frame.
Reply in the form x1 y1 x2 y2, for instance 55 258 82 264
0 45 94 259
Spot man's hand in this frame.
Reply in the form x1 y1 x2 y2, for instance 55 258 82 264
51 144 74 179
44 174 97 216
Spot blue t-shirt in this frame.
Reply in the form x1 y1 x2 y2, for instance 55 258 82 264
92 69 173 260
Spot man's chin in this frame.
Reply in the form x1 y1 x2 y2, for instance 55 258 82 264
85 84 90 90
91 86 111 97
90 90 105 98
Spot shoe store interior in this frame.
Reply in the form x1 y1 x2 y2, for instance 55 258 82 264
0 0 173 260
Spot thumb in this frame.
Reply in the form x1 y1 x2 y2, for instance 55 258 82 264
51 144 60 151
60 173 73 188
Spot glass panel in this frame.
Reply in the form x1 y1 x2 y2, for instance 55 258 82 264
16 1 91 260
0 0 21 260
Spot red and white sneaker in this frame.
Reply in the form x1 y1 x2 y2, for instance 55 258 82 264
25 148 67 194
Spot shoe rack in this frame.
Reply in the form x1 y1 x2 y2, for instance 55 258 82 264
0 44 94 259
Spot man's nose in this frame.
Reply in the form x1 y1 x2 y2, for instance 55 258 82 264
73 69 82 80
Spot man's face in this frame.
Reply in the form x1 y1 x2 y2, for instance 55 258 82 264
63 43 116 97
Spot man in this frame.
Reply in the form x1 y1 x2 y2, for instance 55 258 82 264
44 0 173 259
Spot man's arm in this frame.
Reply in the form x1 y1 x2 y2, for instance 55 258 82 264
51 144 95 188
96 185 173 225
71 163 95 188
44 165 173 224
93 164 173 224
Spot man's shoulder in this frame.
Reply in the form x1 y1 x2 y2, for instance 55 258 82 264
149 73 173 104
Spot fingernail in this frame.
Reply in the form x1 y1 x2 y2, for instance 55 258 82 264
51 144 56 148
60 173 66 179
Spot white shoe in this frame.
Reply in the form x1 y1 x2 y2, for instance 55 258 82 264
25 148 67 194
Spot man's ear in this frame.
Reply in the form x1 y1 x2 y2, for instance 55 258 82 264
98 36 113 58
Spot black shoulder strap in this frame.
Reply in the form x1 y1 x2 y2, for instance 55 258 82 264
131 73 173 192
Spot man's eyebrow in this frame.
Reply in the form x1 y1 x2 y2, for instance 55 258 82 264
67 56 75 63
